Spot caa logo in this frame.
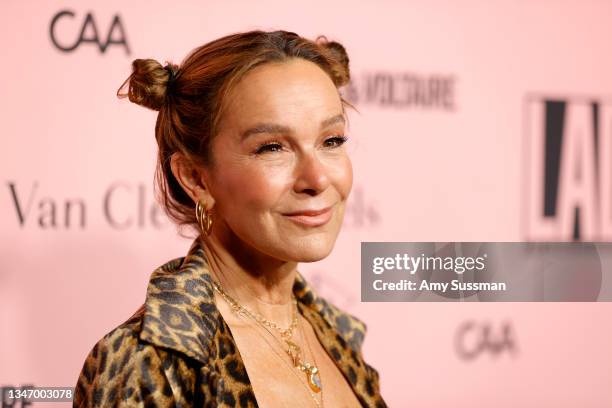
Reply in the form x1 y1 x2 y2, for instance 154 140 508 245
455 320 518 361
49 10 130 54
523 96 612 241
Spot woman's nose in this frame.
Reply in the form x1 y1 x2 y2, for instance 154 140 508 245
293 151 331 195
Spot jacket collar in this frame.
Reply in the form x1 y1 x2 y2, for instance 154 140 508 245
139 237 366 365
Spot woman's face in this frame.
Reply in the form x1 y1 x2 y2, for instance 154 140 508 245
204 58 353 263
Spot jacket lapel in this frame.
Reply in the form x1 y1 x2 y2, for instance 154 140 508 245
139 239 221 365
139 238 375 407
293 274 379 407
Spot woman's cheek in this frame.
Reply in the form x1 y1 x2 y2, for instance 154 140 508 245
228 162 291 207
330 154 353 199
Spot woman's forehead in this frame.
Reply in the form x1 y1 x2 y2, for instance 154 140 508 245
221 59 343 125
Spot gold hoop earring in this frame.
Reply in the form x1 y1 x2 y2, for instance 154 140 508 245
195 200 213 236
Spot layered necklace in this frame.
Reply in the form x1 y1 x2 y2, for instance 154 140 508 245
211 279 323 406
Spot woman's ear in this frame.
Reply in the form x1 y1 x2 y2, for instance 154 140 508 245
169 152 216 210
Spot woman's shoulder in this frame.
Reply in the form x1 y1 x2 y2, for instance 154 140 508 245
73 305 198 407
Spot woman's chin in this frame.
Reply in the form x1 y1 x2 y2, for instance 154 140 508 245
284 237 336 263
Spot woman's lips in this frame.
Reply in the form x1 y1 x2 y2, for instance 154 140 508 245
283 206 333 227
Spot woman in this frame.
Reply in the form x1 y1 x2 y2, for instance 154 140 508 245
74 30 386 408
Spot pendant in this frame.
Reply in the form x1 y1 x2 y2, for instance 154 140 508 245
285 340 301 366
306 365 322 393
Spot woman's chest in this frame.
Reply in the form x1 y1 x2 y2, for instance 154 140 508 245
226 320 363 408
214 294 361 408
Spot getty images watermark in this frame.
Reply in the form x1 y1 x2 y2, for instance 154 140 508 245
361 242 612 301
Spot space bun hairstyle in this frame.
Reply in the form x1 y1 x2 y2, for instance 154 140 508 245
117 30 352 233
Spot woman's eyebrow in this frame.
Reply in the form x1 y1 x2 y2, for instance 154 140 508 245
240 113 345 141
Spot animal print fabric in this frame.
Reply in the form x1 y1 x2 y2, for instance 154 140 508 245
74 238 387 407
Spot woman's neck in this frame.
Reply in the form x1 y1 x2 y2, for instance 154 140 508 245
198 230 298 326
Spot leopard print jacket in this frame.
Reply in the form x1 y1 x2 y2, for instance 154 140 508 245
74 238 387 407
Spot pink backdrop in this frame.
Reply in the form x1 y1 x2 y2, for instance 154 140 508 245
2 0 612 406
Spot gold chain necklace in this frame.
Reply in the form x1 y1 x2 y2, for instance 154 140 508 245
296 309 324 407
220 294 323 408
212 280 323 395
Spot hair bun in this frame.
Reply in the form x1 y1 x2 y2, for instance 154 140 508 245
315 36 350 86
117 58 178 111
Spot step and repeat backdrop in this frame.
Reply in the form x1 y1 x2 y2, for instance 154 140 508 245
2 1 612 406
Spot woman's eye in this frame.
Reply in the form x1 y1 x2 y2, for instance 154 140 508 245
254 136 348 155
324 135 348 148
255 142 283 154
